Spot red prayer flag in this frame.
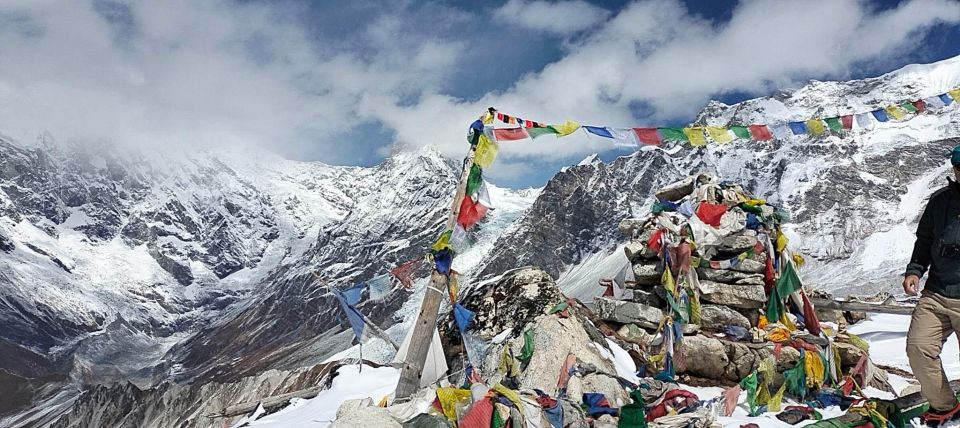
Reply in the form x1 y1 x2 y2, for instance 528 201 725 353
747 125 772 141
633 127 661 145
801 292 821 336
457 195 489 229
496 112 504 122
840 115 853 130
696 202 728 227
646 229 664 253
525 120 534 128
913 99 926 112
492 127 529 141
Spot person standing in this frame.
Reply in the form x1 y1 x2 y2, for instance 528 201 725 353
905 145 960 426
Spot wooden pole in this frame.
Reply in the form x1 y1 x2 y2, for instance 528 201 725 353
394 121 481 399
808 298 915 315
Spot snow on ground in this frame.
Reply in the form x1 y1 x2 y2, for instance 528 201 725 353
244 365 399 427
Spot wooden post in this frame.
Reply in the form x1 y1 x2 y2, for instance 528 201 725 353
394 128 480 399
807 298 915 315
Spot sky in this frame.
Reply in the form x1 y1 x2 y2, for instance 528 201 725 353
0 0 959 188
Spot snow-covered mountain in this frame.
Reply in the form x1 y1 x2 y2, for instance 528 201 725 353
3 54 960 426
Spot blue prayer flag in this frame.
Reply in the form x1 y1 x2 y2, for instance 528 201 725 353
584 126 613 138
340 283 365 306
871 109 889 122
941 94 954 106
434 248 453 274
453 303 475 333
787 122 807 135
334 292 366 341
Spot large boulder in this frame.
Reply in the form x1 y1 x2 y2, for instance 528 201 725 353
619 218 649 239
698 305 751 331
697 280 766 308
456 267 566 340
718 234 759 253
332 398 402 428
593 297 664 329
678 336 800 382
631 262 661 285
730 258 764 274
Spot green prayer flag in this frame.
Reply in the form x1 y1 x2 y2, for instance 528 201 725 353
465 165 482 196
900 101 918 113
518 329 535 362
730 126 751 139
657 127 688 142
528 126 559 139
784 352 808 399
766 259 802 322
740 371 760 416
491 400 506 428
824 117 842 132
618 389 648 428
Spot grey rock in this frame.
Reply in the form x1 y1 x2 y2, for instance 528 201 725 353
632 263 661 286
696 268 765 286
718 234 759 253
619 218 648 238
624 238 657 262
592 297 664 328
617 324 654 342
655 176 696 202
629 289 665 307
730 258 765 274
699 304 751 330
697 280 766 308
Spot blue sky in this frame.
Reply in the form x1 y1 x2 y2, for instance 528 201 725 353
1 0 959 188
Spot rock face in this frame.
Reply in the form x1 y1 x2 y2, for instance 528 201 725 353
592 297 664 329
698 304 751 331
697 280 767 309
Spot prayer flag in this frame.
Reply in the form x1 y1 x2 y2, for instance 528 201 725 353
433 248 453 274
658 127 688 142
949 89 960 101
493 127 529 141
770 124 792 140
390 258 421 289
855 112 874 130
748 124 773 141
884 105 905 120
527 126 557 139
431 230 452 252
840 115 853 130
805 119 826 136
912 99 925 112
706 126 733 143
730 125 751 139
584 126 613 138
453 303 475 333
683 127 707 146
465 164 482 197
824 117 841 132
474 134 498 168
457 181 492 229
788 121 807 135
524 120 534 128
940 93 955 106
870 109 889 122
450 224 467 252
766 258 802 323
633 127 661 145
899 101 917 113
366 274 394 301
340 283 365 306
496 112 504 122
552 120 581 137
334 291 367 342
925 95 946 109
608 127 640 148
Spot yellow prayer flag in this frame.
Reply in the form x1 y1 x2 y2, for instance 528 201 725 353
768 384 786 412
705 126 733 144
885 105 905 120
431 230 451 252
805 119 826 136
435 387 472 421
481 111 494 124
683 127 707 147
474 134 499 168
662 268 675 295
949 89 960 101
775 231 789 252
552 120 581 137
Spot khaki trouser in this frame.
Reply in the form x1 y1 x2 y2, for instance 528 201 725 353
907 292 960 411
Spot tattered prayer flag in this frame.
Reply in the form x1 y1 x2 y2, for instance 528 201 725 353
884 105 905 120
855 113 874 130
334 291 367 342
912 99 925 112
658 127 688 142
633 127 661 145
466 164 482 196
453 303 475 333
552 120 581 137
941 94 955 106
949 89 960 102
431 230 452 252
527 126 558 139
683 127 707 146
766 259 802 322
608 127 640 148
518 329 535 363
340 283 365 306
871 109 889 122
433 248 453 274
788 121 807 135
805 119 826 136
730 125 751 139
493 127 529 141
770 124 792 140
366 274 394 301
584 126 613 138
899 101 918 113
449 224 467 252
474 134 498 168
840 115 853 130
748 125 772 141
390 258 421 289
705 126 733 144
824 117 841 132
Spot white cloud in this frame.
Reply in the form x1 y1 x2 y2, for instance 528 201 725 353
492 0 611 36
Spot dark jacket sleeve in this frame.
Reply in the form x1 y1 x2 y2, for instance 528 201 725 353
906 197 936 278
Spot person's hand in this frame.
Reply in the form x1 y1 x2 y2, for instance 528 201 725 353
903 274 921 296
